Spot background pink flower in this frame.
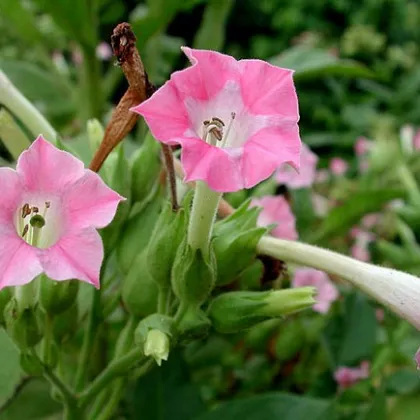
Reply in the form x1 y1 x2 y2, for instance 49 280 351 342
133 47 301 192
251 195 297 240
354 137 372 156
334 361 370 390
329 157 348 176
276 143 318 188
0 136 124 289
292 268 338 313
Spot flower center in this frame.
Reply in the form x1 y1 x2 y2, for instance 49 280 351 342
16 201 59 248
202 113 236 147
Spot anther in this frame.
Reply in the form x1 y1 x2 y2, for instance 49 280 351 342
22 225 29 238
203 120 210 126
30 214 46 229
32 207 39 214
212 117 225 126
231 112 236 119
45 202 51 209
21 203 31 219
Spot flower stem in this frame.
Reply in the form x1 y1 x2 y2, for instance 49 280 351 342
0 69 56 141
0 108 31 159
15 278 38 311
257 236 420 329
79 348 145 408
157 286 170 314
187 181 221 256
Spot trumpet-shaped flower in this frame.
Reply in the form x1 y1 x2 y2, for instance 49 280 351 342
251 195 297 240
0 136 124 289
292 268 338 313
132 47 301 192
276 143 317 188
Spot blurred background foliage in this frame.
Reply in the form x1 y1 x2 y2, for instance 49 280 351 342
2 1 420 419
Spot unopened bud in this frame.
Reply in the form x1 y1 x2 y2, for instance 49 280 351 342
208 287 316 334
39 276 79 315
87 119 104 154
144 329 170 366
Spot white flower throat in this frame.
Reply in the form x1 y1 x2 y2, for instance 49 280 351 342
15 200 59 248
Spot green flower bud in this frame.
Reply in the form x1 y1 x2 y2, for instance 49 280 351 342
171 240 216 307
87 119 104 154
213 200 267 286
144 330 170 366
122 250 158 318
208 287 316 334
0 287 12 325
131 133 161 203
135 314 175 365
52 303 78 343
177 306 211 342
20 350 43 376
237 259 265 290
117 199 161 275
39 275 79 315
147 203 186 288
4 299 42 349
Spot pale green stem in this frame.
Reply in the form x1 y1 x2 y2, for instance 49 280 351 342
397 163 420 207
187 180 221 256
15 278 39 311
257 236 420 330
157 286 170 314
0 69 56 142
0 108 31 159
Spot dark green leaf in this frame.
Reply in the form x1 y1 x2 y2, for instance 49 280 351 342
357 388 387 420
196 393 335 420
0 329 21 406
126 351 206 420
270 46 376 81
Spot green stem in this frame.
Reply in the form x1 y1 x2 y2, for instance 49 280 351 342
42 314 53 366
79 349 145 408
397 163 420 207
0 69 56 141
91 380 124 420
81 48 102 120
187 181 221 256
157 286 170 314
15 278 38 311
74 289 101 391
0 108 31 159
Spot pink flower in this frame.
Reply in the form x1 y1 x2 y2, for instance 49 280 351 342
351 244 370 262
276 143 318 188
312 193 330 217
361 213 379 229
132 47 301 192
354 137 372 156
251 196 297 240
292 268 338 313
414 130 420 150
329 157 348 176
96 42 113 61
315 169 330 184
0 136 124 289
334 361 370 390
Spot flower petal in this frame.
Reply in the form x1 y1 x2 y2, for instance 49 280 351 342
16 135 85 192
63 170 124 230
239 60 299 118
0 233 42 289
0 168 23 225
39 228 103 288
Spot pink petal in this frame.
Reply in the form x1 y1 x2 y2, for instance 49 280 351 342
0 168 23 225
239 60 298 118
0 233 42 289
251 195 298 240
16 136 85 193
39 228 103 288
329 157 348 176
63 170 124 230
415 347 420 369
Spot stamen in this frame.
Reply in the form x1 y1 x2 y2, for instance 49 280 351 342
21 203 31 219
22 225 29 238
32 207 39 214
45 201 51 209
220 112 236 148
212 117 225 127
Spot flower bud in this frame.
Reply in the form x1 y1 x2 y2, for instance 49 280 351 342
20 350 43 376
4 299 43 349
117 199 161 275
208 287 316 334
177 306 211 342
52 303 79 343
171 240 216 307
122 250 158 318
147 203 186 288
144 330 170 366
135 314 175 365
131 133 161 203
39 275 79 316
213 200 267 286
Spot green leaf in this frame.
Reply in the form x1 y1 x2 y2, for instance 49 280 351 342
385 369 420 396
193 0 234 51
290 189 316 239
0 378 61 419
323 293 376 367
270 46 376 81
196 393 335 420
0 329 21 406
0 60 75 119
357 388 387 420
126 351 205 420
311 188 405 243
